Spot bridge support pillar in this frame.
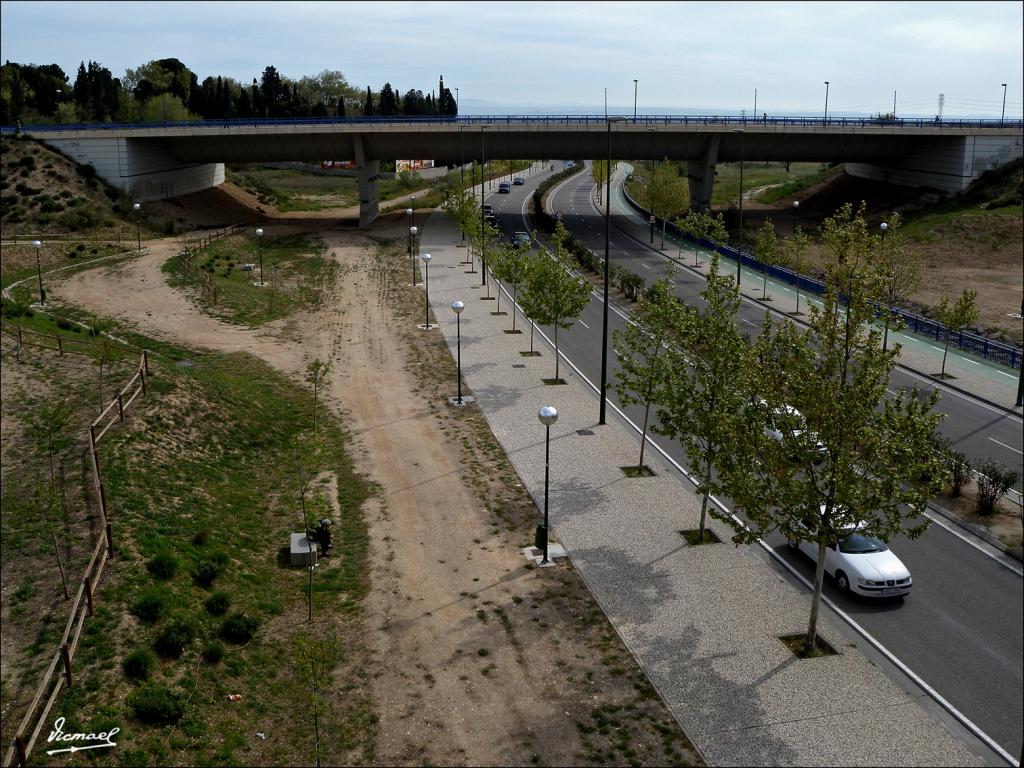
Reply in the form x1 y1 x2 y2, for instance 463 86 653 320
354 134 379 229
687 134 720 211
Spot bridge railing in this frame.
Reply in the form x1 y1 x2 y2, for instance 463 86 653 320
3 114 1022 134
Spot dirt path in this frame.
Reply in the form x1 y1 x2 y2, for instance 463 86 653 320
53 224 699 766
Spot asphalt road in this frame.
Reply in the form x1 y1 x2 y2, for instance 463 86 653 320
480 163 1024 760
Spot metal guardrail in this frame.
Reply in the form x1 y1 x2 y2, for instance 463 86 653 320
620 185 1023 371
3 114 1022 133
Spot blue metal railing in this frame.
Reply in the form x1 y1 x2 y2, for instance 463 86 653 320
2 114 1022 134
620 186 1023 371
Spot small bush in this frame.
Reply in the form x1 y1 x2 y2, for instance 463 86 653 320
123 647 156 680
946 451 971 497
220 612 258 644
129 683 184 724
205 590 231 616
131 586 168 623
146 551 178 580
154 617 194 658
975 459 1017 515
192 527 210 546
56 318 74 331
192 557 225 588
201 640 224 664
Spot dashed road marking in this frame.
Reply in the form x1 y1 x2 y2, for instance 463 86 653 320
989 437 1023 455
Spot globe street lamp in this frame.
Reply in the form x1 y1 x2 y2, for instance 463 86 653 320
734 128 745 287
255 227 265 286
420 253 432 329
823 81 830 127
32 239 44 306
480 124 493 288
792 200 800 235
600 115 627 426
452 300 465 405
879 221 890 350
132 202 141 252
647 127 656 244
406 207 414 261
537 405 559 564
409 226 419 286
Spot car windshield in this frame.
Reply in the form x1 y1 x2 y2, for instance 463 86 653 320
838 532 888 554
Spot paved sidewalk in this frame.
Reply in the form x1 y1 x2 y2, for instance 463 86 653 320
607 164 1022 413
418 212 984 766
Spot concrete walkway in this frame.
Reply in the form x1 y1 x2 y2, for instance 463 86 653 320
417 211 985 766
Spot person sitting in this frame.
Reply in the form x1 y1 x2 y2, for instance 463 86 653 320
309 518 333 556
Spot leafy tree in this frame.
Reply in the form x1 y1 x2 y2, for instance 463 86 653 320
363 86 374 116
592 160 610 206
613 276 679 473
141 93 192 124
934 289 977 379
974 459 1017 515
489 234 532 333
520 223 592 382
640 159 690 250
718 204 946 656
782 225 812 316
378 82 399 116
260 66 285 117
27 400 76 495
677 209 711 268
755 218 780 301
877 213 922 351
654 255 750 543
293 629 341 767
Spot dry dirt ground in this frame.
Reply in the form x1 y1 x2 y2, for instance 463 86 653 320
42 210 701 766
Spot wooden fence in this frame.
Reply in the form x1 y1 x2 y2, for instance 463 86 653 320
1 347 150 768
2 229 134 245
1 324 95 359
177 223 246 306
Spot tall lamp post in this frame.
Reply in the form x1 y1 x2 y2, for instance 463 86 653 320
633 79 638 123
459 124 467 188
409 226 419 286
452 300 465 405
420 253 432 329
647 127 656 244
734 128 745 286
255 227 265 286
1000 83 1007 126
537 405 559 564
132 202 141 252
600 115 626 425
823 81 830 127
792 200 800 235
32 239 44 306
1016 298 1023 407
406 207 414 262
480 123 493 288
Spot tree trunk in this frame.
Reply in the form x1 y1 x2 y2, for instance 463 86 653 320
698 456 712 538
554 325 560 380
511 287 518 332
941 338 950 377
661 220 667 250
530 321 535 354
805 540 828 654
883 315 891 352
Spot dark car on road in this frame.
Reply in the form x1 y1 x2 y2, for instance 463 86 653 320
513 177 525 185
512 231 531 248
498 181 512 193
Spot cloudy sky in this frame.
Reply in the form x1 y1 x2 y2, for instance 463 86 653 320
2 1 1021 117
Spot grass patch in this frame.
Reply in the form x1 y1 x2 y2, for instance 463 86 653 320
778 632 838 659
680 528 722 546
620 465 655 478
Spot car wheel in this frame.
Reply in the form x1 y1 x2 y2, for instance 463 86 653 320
836 571 851 594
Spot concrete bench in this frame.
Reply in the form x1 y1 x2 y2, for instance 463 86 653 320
290 532 318 567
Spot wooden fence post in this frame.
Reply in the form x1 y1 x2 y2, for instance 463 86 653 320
116 393 124 422
15 734 27 767
88 426 108 531
142 349 149 377
105 522 114 557
57 336 64 356
61 643 73 687
83 576 93 616
52 532 69 601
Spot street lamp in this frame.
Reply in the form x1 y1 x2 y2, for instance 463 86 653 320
132 202 141 252
459 124 467 188
734 128 745 287
537 405 559 564
480 123 493 288
647 127 656 244
600 115 627 426
633 79 638 123
32 240 44 306
420 253 432 329
452 300 465 405
255 227 265 286
823 81 830 127
409 226 419 286
406 206 414 262
454 87 459 116
1000 83 1007 126
792 200 800 235
879 221 890 350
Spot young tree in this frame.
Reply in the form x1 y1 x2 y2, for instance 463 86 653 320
520 223 592 382
934 289 978 379
89 319 117 414
755 218 780 301
293 629 341 768
613 276 680 474
441 189 478 253
718 205 947 656
642 160 690 250
677 209 712 268
592 159 610 206
876 213 922 351
491 236 533 333
705 213 729 269
654 255 751 543
782 225 812 316
27 400 76 494
304 359 333 435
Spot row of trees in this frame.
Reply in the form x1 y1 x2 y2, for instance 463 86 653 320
0 58 457 125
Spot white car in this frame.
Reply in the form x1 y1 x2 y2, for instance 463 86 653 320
758 400 827 461
788 516 912 598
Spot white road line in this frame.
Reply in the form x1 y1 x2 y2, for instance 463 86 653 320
996 371 1015 379
741 319 756 326
964 359 981 365
931 345 944 352
578 319 590 329
640 262 651 270
989 437 1023 456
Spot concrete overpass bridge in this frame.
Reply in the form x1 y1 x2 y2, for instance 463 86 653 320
9 115 1022 227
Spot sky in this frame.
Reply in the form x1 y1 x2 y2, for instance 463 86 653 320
2 0 1022 118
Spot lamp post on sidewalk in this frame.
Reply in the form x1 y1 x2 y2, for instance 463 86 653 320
132 202 141 252
600 115 626 426
32 239 44 306
255 227 265 286
409 226 418 286
792 200 800 235
879 221 890 350
537 405 559 564
734 128 745 287
480 123 493 288
452 300 465 405
420 253 432 329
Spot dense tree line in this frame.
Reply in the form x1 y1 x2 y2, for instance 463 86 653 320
0 58 458 125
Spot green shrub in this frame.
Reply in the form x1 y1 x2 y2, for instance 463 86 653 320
192 527 210 546
204 590 231 616
146 551 178 580
123 647 156 680
155 617 194 658
945 451 971 497
56 318 74 331
130 585 168 623
220 612 258 644
975 459 1017 515
129 683 184 724
201 640 224 664
192 556 226 588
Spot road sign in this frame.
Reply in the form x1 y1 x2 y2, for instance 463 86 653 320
556 212 563 220
649 215 656 223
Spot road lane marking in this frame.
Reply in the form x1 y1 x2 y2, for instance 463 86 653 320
741 319 756 326
578 319 590 329
640 263 650 270
996 371 1015 379
989 437 1023 455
